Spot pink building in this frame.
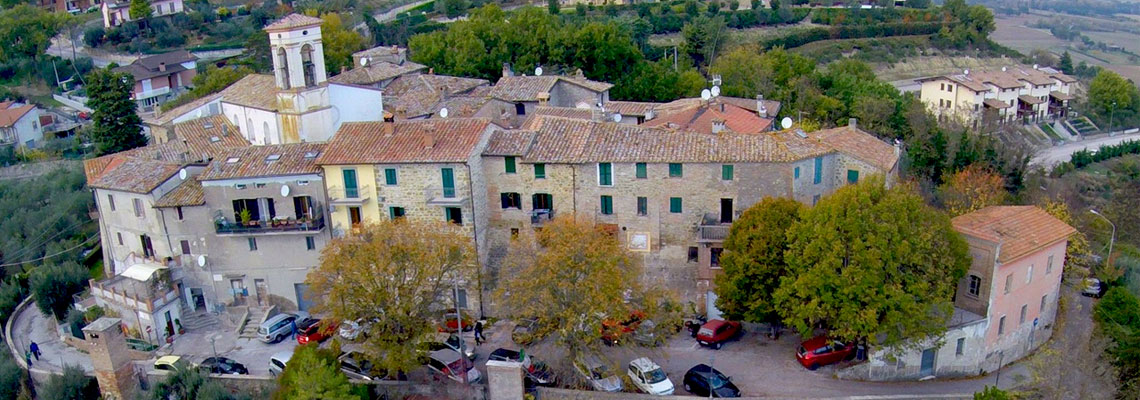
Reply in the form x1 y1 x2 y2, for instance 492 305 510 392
102 0 184 28
113 50 197 112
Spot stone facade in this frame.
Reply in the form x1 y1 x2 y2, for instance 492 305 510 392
83 317 138 400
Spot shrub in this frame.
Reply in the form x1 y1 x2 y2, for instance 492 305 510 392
83 26 105 48
156 30 187 48
0 349 24 400
0 281 27 327
38 364 98 400
29 261 89 321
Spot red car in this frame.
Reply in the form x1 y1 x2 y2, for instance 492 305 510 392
796 336 856 370
601 311 646 345
297 318 338 345
695 320 742 349
438 310 475 333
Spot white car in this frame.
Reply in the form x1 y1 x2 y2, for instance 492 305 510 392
1083 278 1105 298
574 353 622 392
628 357 674 395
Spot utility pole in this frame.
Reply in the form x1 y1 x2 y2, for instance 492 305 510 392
1109 101 1117 134
1089 209 1116 268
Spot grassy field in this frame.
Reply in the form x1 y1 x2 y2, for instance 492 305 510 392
991 11 1140 82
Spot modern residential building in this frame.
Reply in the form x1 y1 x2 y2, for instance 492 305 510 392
917 66 1076 127
841 205 1076 381
102 0 185 27
113 51 198 112
39 0 96 13
0 101 43 148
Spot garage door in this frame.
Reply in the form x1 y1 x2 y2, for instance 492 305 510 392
706 291 722 321
294 283 314 312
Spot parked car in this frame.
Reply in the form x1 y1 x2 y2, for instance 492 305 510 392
488 348 555 387
573 353 622 392
258 312 307 343
512 318 540 345
695 320 742 349
632 319 661 347
601 310 646 345
682 364 740 397
1083 278 1106 298
426 349 482 383
438 309 475 333
268 350 293 377
198 357 248 375
339 318 373 341
154 356 193 372
338 351 387 381
627 357 674 395
796 336 856 370
420 333 476 362
297 318 338 345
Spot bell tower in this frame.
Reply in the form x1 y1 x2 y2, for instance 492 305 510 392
264 14 336 143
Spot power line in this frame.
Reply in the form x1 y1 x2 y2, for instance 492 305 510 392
0 234 99 269
2 219 92 263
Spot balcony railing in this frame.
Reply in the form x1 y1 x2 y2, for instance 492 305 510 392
329 186 370 205
531 209 554 225
215 213 325 235
425 186 467 205
698 212 735 243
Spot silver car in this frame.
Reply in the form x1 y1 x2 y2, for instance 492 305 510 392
268 350 293 377
574 353 622 392
337 351 386 381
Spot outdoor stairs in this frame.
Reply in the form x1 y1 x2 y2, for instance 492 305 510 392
178 306 220 331
238 306 268 339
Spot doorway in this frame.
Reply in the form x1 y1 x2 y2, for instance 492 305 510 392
920 348 936 377
720 199 733 223
164 310 174 338
230 279 245 305
255 279 267 306
190 288 206 311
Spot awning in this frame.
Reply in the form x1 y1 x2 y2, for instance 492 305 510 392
1018 95 1045 105
119 263 168 282
983 99 1012 109
1050 91 1074 101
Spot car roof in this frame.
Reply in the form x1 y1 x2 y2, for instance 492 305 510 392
270 350 294 362
430 349 461 364
629 357 659 371
156 355 181 364
801 336 831 350
578 353 605 368
702 319 730 329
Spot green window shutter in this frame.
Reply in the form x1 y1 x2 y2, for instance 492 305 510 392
534 163 546 179
813 157 823 184
669 197 682 213
441 168 455 198
794 166 800 179
635 163 647 179
598 163 612 186
384 168 397 185
504 156 516 174
669 163 683 177
847 169 859 184
722 165 734 180
600 195 613 215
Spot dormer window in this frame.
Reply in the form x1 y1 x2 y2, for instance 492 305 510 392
266 154 281 162
226 157 240 164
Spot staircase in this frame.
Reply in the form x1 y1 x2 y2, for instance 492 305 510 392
178 305 221 331
238 306 269 339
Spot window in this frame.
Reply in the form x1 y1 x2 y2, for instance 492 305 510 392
1027 265 1033 284
600 196 613 215
636 197 647 216
133 198 144 218
813 157 823 184
794 167 800 179
180 240 191 255
348 206 362 226
998 316 1006 335
847 169 859 184
1046 255 1054 274
1041 295 1048 313
597 163 613 186
107 194 115 211
532 193 553 210
441 168 455 198
501 193 522 209
947 85 953 93
721 165 734 181
510 228 519 238
293 196 314 219
534 163 546 179
342 168 359 198
668 163 683 177
669 197 682 213
967 275 981 297
248 238 257 251
384 168 398 185
175 206 184 220
445 207 463 225
1004 274 1013 294
711 248 723 268
635 163 647 179
306 236 315 250
940 83 945 91
504 156 517 174
687 247 698 263
116 232 123 246
955 338 965 356
389 207 405 219
515 103 525 115
1020 304 1028 324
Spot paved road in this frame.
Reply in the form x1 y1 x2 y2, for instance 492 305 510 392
1030 132 1140 168
9 302 93 373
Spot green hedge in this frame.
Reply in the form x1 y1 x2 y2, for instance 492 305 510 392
1052 139 1140 176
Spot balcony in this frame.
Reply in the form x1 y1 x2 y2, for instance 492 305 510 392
214 213 325 235
697 213 733 243
425 186 468 206
135 86 171 101
531 209 554 225
329 186 370 206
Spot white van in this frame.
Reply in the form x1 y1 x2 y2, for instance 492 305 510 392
268 350 293 377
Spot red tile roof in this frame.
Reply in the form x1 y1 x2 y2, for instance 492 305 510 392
153 178 204 208
643 100 773 134
198 143 326 181
810 125 899 171
384 74 490 119
318 119 494 165
84 116 249 185
328 61 426 86
483 130 536 156
953 206 1077 264
264 14 323 32
489 76 613 102
0 104 35 128
89 157 183 194
219 74 278 111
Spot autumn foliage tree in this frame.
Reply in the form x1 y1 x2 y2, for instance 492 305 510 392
305 219 477 375
774 177 970 347
938 164 1008 216
714 197 803 324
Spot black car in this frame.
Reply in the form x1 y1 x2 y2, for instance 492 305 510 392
199 357 248 375
488 348 555 387
683 364 739 398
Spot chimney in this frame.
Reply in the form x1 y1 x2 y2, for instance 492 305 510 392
848 118 857 129
756 95 767 118
574 69 585 80
428 67 434 75
537 92 550 106
159 62 166 72
711 118 726 134
421 124 437 149
502 63 513 78
341 66 348 73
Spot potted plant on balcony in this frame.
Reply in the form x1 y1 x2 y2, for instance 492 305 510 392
239 208 252 226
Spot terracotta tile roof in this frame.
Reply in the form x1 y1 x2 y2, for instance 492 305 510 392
198 143 326 181
264 14 323 31
353 45 406 60
810 125 900 171
384 74 489 119
643 100 773 134
1050 91 1074 101
1052 73 1077 84
153 178 204 208
328 61 426 86
90 157 183 194
971 70 1024 89
318 119 493 165
170 115 251 159
144 93 223 126
952 206 1077 264
489 76 613 102
1018 94 1045 105
435 86 494 118
114 50 196 81
532 106 594 120
0 104 35 128
219 74 278 111
603 101 659 117
483 130 536 156
983 99 1012 109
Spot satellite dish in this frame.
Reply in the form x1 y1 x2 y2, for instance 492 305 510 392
535 66 543 76
439 107 449 118
360 57 368 66
280 185 290 197
178 168 187 180
711 85 721 97
781 117 793 130
964 69 970 75
196 255 206 267
613 113 623 123
1001 66 1007 72
701 89 712 101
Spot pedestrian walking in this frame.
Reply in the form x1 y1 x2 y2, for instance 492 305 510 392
23 350 31 367
473 320 485 346
29 342 40 360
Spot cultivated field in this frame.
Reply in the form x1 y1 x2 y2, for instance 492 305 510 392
991 11 1140 82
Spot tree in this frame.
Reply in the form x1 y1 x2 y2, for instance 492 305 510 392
0 281 26 326
306 219 477 375
937 164 1008 216
39 364 98 400
29 261 89 321
548 0 560 14
774 177 971 347
272 345 358 400
1094 286 1140 395
86 68 145 155
129 0 153 23
320 13 367 77
1030 49 1059 68
0 349 25 400
497 216 644 356
681 15 727 67
1059 51 1074 75
151 367 236 400
905 0 930 8
1037 199 1095 273
714 197 802 323
0 5 71 62
973 386 1010 400
435 0 471 19
1087 70 1135 124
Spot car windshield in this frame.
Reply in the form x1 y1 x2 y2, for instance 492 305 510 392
644 367 667 384
707 372 727 389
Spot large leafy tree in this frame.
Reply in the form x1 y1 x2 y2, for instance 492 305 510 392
0 5 70 63
1087 70 1138 128
774 177 970 347
29 261 89 321
272 345 358 400
1094 287 1140 396
714 197 802 323
681 15 726 68
320 13 367 77
129 0 153 23
86 68 146 155
937 164 1008 217
306 219 477 375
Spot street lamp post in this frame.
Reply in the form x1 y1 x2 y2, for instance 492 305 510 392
1089 209 1116 267
1109 101 1117 134
210 335 218 361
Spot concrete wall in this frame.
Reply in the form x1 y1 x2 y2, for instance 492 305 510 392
549 81 606 109
222 102 280 145
984 240 1066 365
12 108 43 148
841 320 989 381
954 236 997 318
329 83 384 129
